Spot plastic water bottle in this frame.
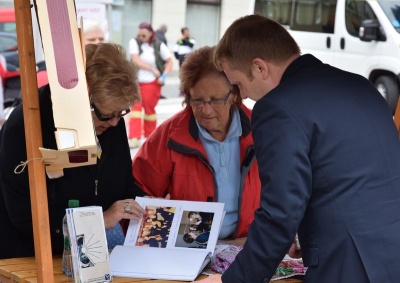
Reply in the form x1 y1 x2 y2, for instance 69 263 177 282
62 199 79 276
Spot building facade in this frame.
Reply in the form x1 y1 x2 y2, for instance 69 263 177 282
106 0 256 52
1 0 258 69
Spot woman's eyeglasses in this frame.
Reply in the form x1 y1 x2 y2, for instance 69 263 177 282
189 91 232 109
91 103 130 121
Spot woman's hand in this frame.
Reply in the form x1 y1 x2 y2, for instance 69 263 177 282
192 274 222 283
103 199 146 229
288 233 302 258
157 73 167 85
152 68 161 78
287 242 302 258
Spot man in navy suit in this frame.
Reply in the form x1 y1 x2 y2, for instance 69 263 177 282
196 14 400 283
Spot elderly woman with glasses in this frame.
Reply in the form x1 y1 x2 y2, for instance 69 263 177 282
0 43 147 259
131 46 261 240
127 21 173 148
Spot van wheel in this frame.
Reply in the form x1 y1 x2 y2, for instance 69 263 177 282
374 76 399 114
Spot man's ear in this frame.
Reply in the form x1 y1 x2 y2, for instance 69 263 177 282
252 58 268 79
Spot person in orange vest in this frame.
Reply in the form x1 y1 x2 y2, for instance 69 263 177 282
127 22 173 148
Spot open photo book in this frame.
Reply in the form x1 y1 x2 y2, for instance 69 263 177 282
109 197 225 281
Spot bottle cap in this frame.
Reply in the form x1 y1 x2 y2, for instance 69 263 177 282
68 199 79 208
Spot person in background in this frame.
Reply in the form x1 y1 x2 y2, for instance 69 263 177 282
128 21 173 148
155 24 169 99
173 27 195 67
82 18 106 45
132 46 261 240
196 14 400 283
0 43 147 259
155 24 168 45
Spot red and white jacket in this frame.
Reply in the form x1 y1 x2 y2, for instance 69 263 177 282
132 105 261 238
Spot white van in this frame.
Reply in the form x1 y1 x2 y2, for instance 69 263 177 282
255 0 400 113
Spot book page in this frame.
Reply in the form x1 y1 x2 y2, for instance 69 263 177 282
110 245 212 281
124 197 225 255
110 198 224 281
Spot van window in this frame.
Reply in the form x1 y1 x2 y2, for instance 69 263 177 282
0 23 16 33
0 8 16 33
254 0 292 25
291 0 336 33
345 0 377 37
378 1 400 33
0 33 17 52
255 0 336 33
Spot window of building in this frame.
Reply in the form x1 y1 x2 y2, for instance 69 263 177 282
186 2 220 48
112 0 152 53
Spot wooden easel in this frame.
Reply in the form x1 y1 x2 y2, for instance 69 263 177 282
14 0 54 282
14 0 89 281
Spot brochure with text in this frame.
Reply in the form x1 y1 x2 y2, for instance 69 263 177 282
110 197 225 281
66 206 111 283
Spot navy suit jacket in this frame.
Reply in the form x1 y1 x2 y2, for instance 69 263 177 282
222 55 400 283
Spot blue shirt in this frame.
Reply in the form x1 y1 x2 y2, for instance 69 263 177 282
197 107 242 239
